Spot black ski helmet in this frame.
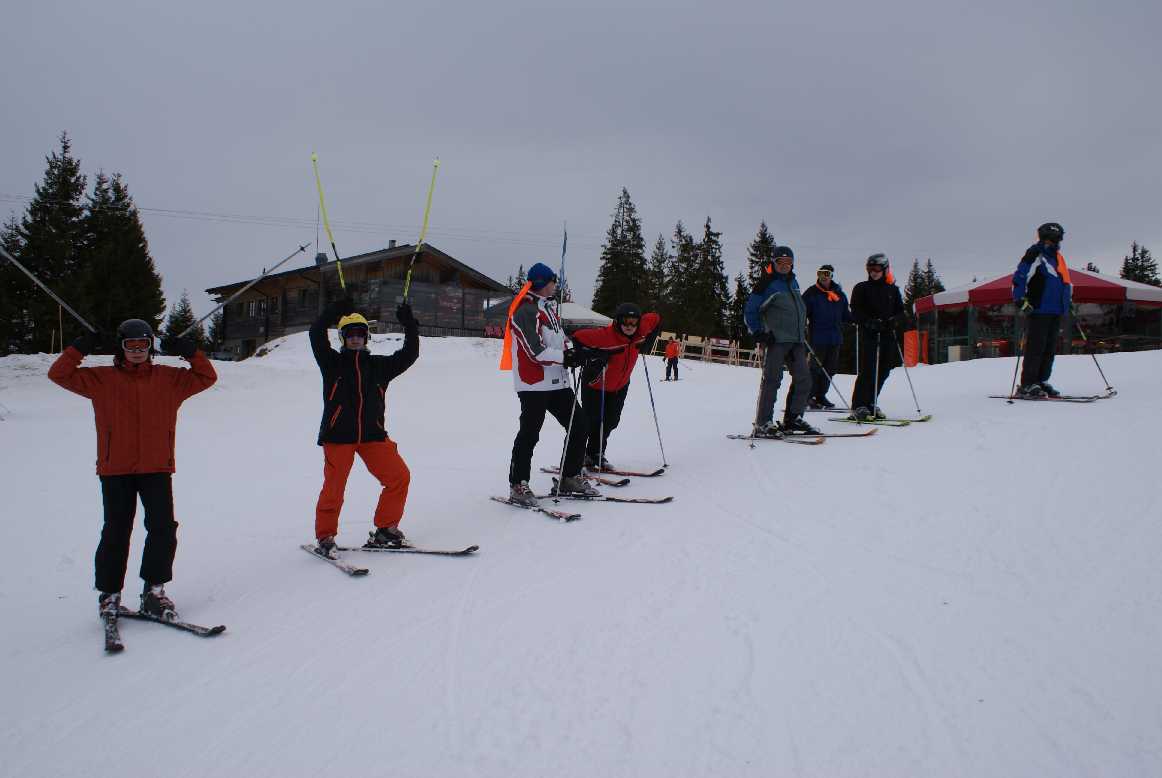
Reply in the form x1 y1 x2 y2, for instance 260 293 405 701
866 253 889 270
117 319 154 341
613 302 642 327
1037 222 1065 242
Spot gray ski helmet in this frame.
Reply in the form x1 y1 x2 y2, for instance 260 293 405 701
1037 222 1065 242
772 246 794 261
613 302 642 326
866 253 889 270
117 318 154 341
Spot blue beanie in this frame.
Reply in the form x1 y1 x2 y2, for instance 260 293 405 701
526 262 557 290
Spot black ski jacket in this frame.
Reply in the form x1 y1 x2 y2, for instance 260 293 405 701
850 277 907 334
309 313 419 445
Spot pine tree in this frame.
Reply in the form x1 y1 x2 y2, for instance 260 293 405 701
903 259 925 312
1120 242 1160 286
80 172 166 336
9 133 88 352
591 188 648 315
666 221 697 334
728 273 750 344
0 216 27 353
207 310 225 352
162 290 205 348
745 221 777 286
921 259 945 296
645 233 670 319
681 217 729 337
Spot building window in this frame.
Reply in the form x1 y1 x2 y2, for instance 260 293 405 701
270 296 280 315
298 289 308 307
247 300 257 318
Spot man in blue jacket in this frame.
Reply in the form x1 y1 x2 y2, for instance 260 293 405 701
1012 222 1072 398
744 246 818 436
801 264 851 409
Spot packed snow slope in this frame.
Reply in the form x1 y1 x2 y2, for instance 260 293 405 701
2 333 1160 778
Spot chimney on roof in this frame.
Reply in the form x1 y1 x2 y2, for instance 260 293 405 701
314 252 328 266
388 240 397 249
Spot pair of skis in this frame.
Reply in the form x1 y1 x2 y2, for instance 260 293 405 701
104 606 226 653
989 390 1116 404
728 427 879 445
829 414 934 427
300 541 480 577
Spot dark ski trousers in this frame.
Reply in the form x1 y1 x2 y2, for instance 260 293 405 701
809 342 840 401
96 473 178 594
665 358 678 380
851 331 897 411
509 388 588 484
1021 313 1062 387
581 384 629 461
755 342 811 426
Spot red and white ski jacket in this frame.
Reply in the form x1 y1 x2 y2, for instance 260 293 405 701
570 312 661 392
509 293 570 392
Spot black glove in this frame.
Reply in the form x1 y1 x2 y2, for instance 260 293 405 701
161 336 197 358
563 346 609 368
71 330 100 356
396 302 420 329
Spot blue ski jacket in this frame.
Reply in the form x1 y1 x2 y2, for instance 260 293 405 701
1012 243 1072 315
801 281 852 346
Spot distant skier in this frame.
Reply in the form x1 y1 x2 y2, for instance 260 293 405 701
1012 222 1072 398
310 297 418 558
502 262 607 506
801 263 851 409
570 302 661 470
48 319 216 622
664 337 680 381
744 246 818 436
849 254 907 420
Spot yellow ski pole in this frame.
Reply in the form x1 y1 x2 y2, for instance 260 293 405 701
311 152 346 290
401 158 441 303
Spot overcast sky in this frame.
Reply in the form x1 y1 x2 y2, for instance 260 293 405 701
4 0 1160 316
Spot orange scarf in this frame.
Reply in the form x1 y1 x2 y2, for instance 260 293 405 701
815 282 839 302
499 281 533 370
1056 251 1072 284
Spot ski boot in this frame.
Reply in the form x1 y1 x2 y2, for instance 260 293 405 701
752 421 784 439
781 415 820 435
555 475 601 497
849 406 873 422
98 591 121 619
366 525 407 549
315 535 339 559
585 453 614 472
1017 383 1046 399
816 395 836 409
140 584 178 621
508 481 539 508
1039 382 1061 398
873 406 887 420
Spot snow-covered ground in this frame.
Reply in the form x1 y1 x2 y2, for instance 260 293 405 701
1 333 1159 778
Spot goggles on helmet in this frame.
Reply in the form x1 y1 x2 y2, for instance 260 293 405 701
342 325 369 339
619 317 640 328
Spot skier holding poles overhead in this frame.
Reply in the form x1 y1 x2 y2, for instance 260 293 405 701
309 296 419 559
48 316 216 626
501 263 608 507
848 253 907 421
569 303 661 471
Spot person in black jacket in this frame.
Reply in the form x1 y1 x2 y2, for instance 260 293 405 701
310 297 419 557
848 254 907 420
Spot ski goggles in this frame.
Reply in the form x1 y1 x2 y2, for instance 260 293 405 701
341 325 369 339
122 338 151 353
816 269 833 278
619 317 640 328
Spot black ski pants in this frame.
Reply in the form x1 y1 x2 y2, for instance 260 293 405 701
755 342 811 426
96 473 178 594
1021 314 1062 387
809 342 840 401
665 358 678 380
509 388 588 484
581 384 629 461
851 330 899 411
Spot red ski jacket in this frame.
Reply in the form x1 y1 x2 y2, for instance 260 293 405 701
48 347 217 475
570 312 661 392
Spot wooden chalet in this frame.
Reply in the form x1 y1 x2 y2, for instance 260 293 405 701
205 242 509 358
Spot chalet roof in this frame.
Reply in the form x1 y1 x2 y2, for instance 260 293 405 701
205 243 509 296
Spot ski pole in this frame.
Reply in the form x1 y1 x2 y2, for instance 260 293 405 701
893 336 925 417
871 332 881 421
1071 311 1116 395
553 366 582 499
181 243 310 338
0 245 97 333
804 341 852 412
1006 332 1026 404
401 158 441 303
639 354 668 465
597 366 607 470
310 153 346 289
747 342 768 448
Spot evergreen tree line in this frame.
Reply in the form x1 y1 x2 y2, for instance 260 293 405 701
0 133 212 354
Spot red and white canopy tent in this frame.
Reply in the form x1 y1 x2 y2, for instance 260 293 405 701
916 268 1162 313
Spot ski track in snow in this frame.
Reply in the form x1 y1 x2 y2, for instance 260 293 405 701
1 338 1160 777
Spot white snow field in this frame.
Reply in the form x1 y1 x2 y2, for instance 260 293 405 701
1 332 1159 778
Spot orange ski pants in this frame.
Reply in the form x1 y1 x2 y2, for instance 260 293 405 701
315 440 411 540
